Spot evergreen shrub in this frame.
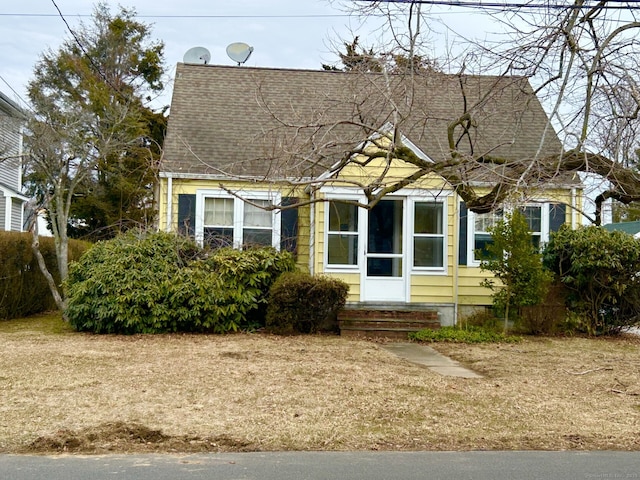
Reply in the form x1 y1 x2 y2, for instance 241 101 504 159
265 272 349 334
543 225 640 335
0 232 90 319
65 231 296 334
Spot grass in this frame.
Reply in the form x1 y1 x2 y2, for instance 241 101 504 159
0 312 639 454
0 311 74 334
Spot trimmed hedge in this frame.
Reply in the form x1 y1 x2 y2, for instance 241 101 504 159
65 231 296 334
265 272 349 334
0 232 90 319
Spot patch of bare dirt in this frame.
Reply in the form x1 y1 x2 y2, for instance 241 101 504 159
20 421 253 454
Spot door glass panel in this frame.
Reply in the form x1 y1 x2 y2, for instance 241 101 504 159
367 258 403 277
367 199 403 277
368 200 402 254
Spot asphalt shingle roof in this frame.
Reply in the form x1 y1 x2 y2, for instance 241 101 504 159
162 64 566 183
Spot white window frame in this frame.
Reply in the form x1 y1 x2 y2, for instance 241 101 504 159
195 189 281 249
409 198 448 274
321 189 449 275
467 202 550 267
323 193 365 273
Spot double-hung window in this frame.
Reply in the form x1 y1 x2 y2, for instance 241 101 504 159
326 201 359 266
467 202 556 265
203 198 235 247
413 201 445 269
197 191 279 249
520 205 543 250
472 210 503 263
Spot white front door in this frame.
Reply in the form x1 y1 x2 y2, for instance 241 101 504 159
361 198 407 302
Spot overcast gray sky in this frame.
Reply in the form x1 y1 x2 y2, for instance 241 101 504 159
0 1 497 111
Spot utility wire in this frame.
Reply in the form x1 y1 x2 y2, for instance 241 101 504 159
356 0 640 8
0 13 355 18
0 74 32 113
49 0 132 103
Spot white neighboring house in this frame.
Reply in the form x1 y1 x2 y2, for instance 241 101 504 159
603 221 640 239
0 91 28 232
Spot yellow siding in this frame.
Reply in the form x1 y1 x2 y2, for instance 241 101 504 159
321 272 360 302
457 266 494 305
410 276 454 303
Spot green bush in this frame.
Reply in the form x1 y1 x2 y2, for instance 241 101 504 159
65 231 296 334
409 326 523 343
480 210 553 332
0 232 90 319
201 247 297 329
543 225 640 335
265 272 349 334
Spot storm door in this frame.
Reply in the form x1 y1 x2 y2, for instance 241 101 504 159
362 198 407 302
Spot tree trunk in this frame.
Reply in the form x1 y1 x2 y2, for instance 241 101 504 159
30 221 67 315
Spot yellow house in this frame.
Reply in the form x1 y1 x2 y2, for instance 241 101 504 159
159 63 583 328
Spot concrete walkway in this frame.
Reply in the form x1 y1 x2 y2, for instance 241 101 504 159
382 343 482 378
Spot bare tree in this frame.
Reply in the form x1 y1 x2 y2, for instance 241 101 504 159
25 3 165 311
307 1 640 224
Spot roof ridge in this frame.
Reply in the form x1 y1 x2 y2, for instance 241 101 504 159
177 62 529 81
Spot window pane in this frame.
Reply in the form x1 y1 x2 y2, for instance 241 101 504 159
244 200 272 228
329 202 358 232
414 237 444 267
328 234 358 265
368 200 402 254
474 233 495 261
414 203 443 234
522 206 542 232
367 257 402 277
243 228 272 247
531 234 541 251
475 210 503 233
204 198 233 226
204 227 233 248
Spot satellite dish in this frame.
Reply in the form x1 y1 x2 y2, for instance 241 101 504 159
183 46 211 65
226 42 254 65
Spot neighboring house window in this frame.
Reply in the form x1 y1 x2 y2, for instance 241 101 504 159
327 201 358 266
413 201 445 269
196 191 280 249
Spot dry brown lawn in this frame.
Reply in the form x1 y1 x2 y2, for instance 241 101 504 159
1 312 639 454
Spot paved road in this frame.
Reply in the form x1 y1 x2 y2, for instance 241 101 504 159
2 451 639 480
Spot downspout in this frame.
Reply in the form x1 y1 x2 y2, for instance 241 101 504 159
166 175 173 233
308 187 316 275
